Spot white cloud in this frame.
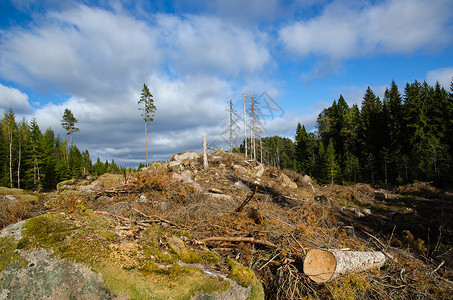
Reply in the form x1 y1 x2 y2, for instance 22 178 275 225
426 67 453 89
0 5 161 97
279 0 453 60
0 83 32 114
157 14 271 76
30 74 233 165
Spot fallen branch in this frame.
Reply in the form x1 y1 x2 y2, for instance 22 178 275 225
131 207 180 228
259 252 280 270
203 236 277 248
93 210 150 228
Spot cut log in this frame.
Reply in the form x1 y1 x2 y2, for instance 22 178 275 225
303 249 386 284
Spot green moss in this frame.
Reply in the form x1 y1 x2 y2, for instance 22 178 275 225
180 248 201 264
226 258 264 300
0 236 28 272
201 251 220 264
57 179 76 190
16 213 233 299
330 273 369 300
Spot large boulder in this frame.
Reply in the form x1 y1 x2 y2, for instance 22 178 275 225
0 213 263 299
169 151 200 168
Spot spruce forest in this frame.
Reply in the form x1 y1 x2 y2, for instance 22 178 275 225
239 79 453 187
0 109 129 191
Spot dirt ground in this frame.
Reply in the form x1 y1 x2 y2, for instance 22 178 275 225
2 151 452 299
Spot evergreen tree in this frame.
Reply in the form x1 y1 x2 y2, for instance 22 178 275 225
326 139 338 184
315 141 327 183
41 128 57 190
359 87 384 182
61 108 79 148
1 108 17 188
28 118 43 189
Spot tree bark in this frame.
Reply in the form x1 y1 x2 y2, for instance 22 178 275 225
303 249 386 283
145 121 148 166
203 136 208 169
229 99 233 152
243 90 247 158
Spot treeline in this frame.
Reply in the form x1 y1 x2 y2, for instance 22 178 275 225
239 79 453 186
0 108 131 191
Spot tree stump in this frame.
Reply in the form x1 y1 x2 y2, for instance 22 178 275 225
303 249 386 283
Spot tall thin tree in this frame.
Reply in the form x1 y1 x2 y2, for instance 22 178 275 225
61 108 79 148
138 84 156 167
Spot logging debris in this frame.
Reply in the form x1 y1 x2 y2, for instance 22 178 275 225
3 151 452 299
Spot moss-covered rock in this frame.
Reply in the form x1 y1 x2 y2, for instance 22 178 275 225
0 213 262 299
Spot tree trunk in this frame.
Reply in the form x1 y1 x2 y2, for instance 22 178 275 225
17 137 21 189
260 128 263 163
203 136 208 169
9 136 12 188
69 126 73 148
145 121 148 166
229 99 233 152
303 249 386 283
243 90 247 158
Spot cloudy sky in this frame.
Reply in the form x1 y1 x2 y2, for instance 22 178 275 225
0 0 452 167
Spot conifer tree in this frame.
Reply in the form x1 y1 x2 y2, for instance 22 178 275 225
138 84 156 167
326 139 338 185
61 108 79 148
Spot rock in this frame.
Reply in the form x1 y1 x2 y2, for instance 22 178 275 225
279 173 298 189
233 165 247 174
254 164 265 178
138 194 149 203
0 213 263 300
363 208 372 215
303 175 316 194
374 191 387 201
171 151 199 162
234 181 250 191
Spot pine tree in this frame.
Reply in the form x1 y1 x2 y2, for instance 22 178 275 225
61 108 79 148
138 84 156 167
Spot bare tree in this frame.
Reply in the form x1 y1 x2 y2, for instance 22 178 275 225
243 90 248 157
248 93 263 160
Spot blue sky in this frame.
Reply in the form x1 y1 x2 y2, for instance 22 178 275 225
0 0 452 166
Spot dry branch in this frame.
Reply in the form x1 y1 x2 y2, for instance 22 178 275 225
93 210 150 228
235 186 258 212
303 248 386 283
203 236 277 248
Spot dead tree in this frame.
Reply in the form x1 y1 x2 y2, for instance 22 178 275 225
243 90 248 158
